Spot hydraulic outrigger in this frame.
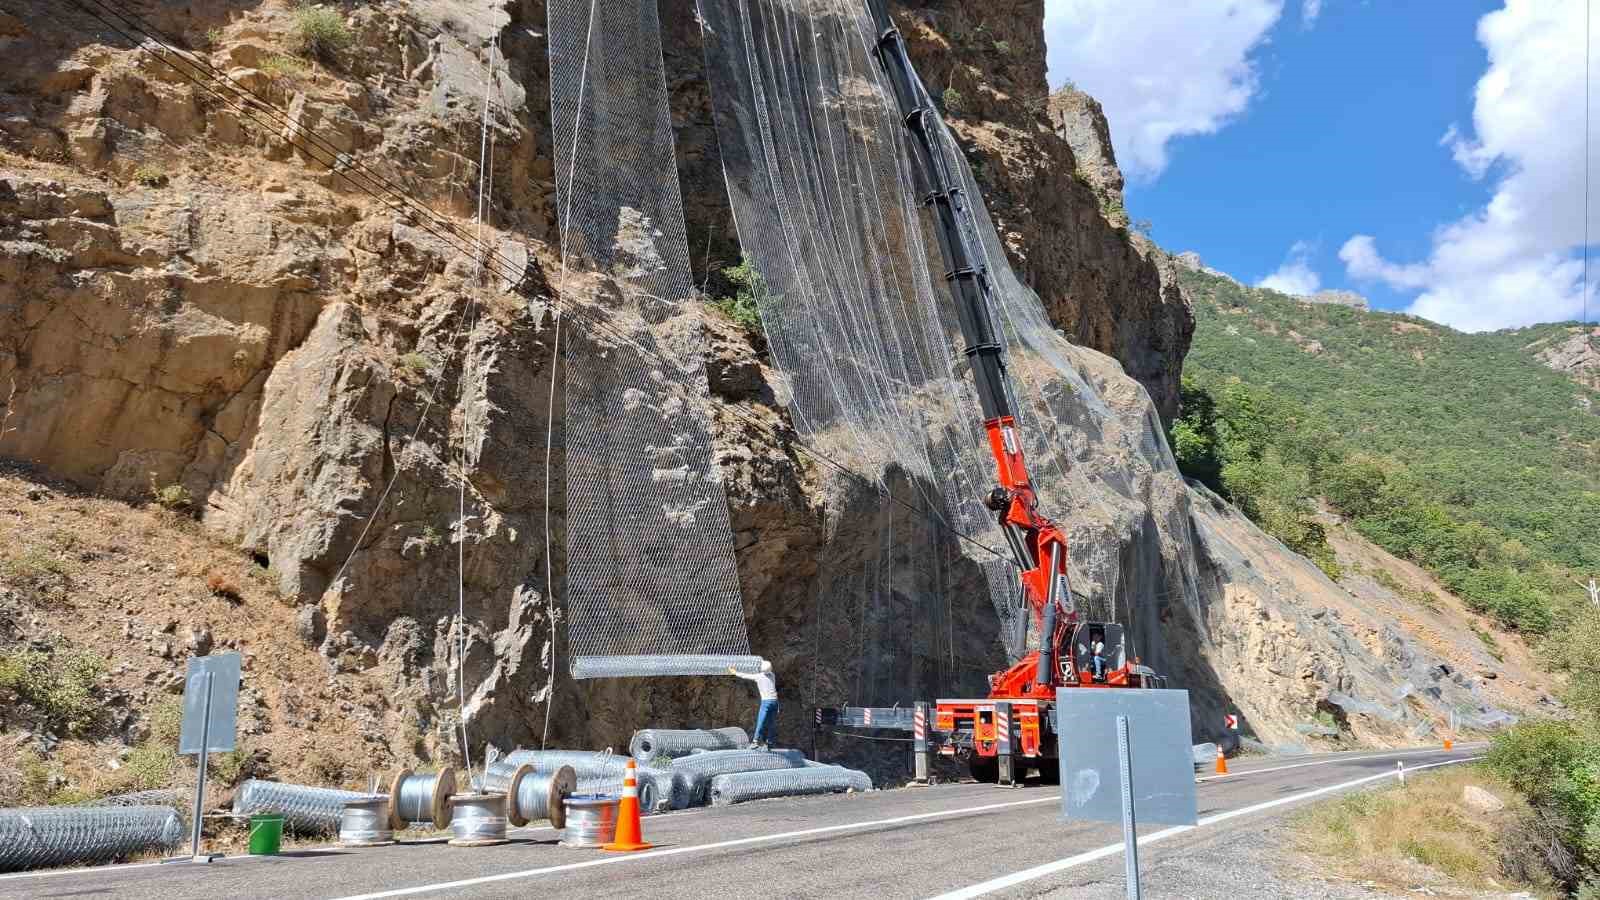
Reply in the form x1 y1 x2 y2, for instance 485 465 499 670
812 4 1153 785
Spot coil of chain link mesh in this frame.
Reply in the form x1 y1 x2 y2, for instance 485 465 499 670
669 748 810 806
0 805 183 872
233 780 371 834
708 766 872 807
628 726 748 764
571 655 765 680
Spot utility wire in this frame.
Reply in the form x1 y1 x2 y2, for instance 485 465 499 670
64 0 1014 568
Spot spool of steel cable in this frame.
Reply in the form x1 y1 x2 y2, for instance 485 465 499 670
387 768 457 831
446 793 508 846
559 794 617 848
507 764 575 829
337 797 394 847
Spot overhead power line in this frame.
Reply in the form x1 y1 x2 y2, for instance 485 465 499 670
60 0 1014 565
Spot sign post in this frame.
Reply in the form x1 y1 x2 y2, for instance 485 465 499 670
164 652 241 864
1116 715 1141 900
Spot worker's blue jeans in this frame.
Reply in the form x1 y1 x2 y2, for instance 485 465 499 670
753 699 778 745
1092 655 1106 680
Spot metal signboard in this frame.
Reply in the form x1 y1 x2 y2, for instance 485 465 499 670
177 651 240 754
1055 688 1199 827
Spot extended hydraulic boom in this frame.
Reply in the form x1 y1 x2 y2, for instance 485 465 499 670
869 8 1145 701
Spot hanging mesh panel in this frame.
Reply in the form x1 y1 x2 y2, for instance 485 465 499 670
548 0 751 668
694 0 1190 664
697 0 1025 658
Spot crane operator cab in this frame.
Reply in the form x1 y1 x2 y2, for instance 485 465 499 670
1067 622 1128 686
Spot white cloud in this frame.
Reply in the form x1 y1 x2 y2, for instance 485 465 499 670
1044 0 1284 181
1302 0 1324 28
1258 240 1323 295
1337 0 1597 332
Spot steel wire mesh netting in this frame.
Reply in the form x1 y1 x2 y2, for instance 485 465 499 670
696 0 1023 657
0 805 184 872
549 0 751 670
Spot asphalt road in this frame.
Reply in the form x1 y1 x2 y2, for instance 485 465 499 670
3 745 1483 900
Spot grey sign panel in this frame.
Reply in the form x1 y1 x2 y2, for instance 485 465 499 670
1056 688 1198 826
178 652 240 754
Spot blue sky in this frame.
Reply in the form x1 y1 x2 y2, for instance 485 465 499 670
1042 0 1597 331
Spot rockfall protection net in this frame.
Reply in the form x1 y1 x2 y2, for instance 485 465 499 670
548 0 751 672
693 0 1162 668
0 805 183 872
695 0 1013 682
708 765 871 806
629 726 750 763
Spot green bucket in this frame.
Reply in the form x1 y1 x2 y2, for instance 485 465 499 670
248 814 284 855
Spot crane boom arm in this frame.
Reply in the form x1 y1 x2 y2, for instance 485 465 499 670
869 5 1072 691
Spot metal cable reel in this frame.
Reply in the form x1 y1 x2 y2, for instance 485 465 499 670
505 763 575 829
387 768 458 831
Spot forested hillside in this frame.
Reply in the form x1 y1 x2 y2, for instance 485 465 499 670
1173 269 1600 635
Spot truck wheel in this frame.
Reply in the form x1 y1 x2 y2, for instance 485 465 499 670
968 757 999 783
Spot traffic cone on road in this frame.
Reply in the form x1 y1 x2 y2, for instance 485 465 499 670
1444 738 1453 750
1214 746 1228 775
603 759 653 852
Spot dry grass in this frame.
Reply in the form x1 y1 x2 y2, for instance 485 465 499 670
1292 765 1553 896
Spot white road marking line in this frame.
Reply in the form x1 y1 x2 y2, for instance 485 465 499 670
929 756 1483 899
1196 744 1485 782
330 794 1064 900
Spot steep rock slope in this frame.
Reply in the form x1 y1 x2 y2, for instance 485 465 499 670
0 0 1535 798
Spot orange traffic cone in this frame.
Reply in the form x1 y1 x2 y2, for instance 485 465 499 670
1443 738 1453 750
1214 746 1228 775
603 759 653 852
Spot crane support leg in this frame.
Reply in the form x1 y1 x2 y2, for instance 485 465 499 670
995 701 1015 786
913 701 931 783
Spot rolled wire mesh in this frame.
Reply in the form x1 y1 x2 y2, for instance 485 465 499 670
0 805 183 872
502 750 632 780
669 747 809 806
549 0 750 672
708 765 871 806
629 726 749 763
232 780 372 834
571 655 764 680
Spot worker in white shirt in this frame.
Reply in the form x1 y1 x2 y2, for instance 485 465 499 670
728 660 778 749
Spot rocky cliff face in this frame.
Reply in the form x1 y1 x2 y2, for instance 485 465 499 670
0 0 1535 791
1529 325 1600 392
